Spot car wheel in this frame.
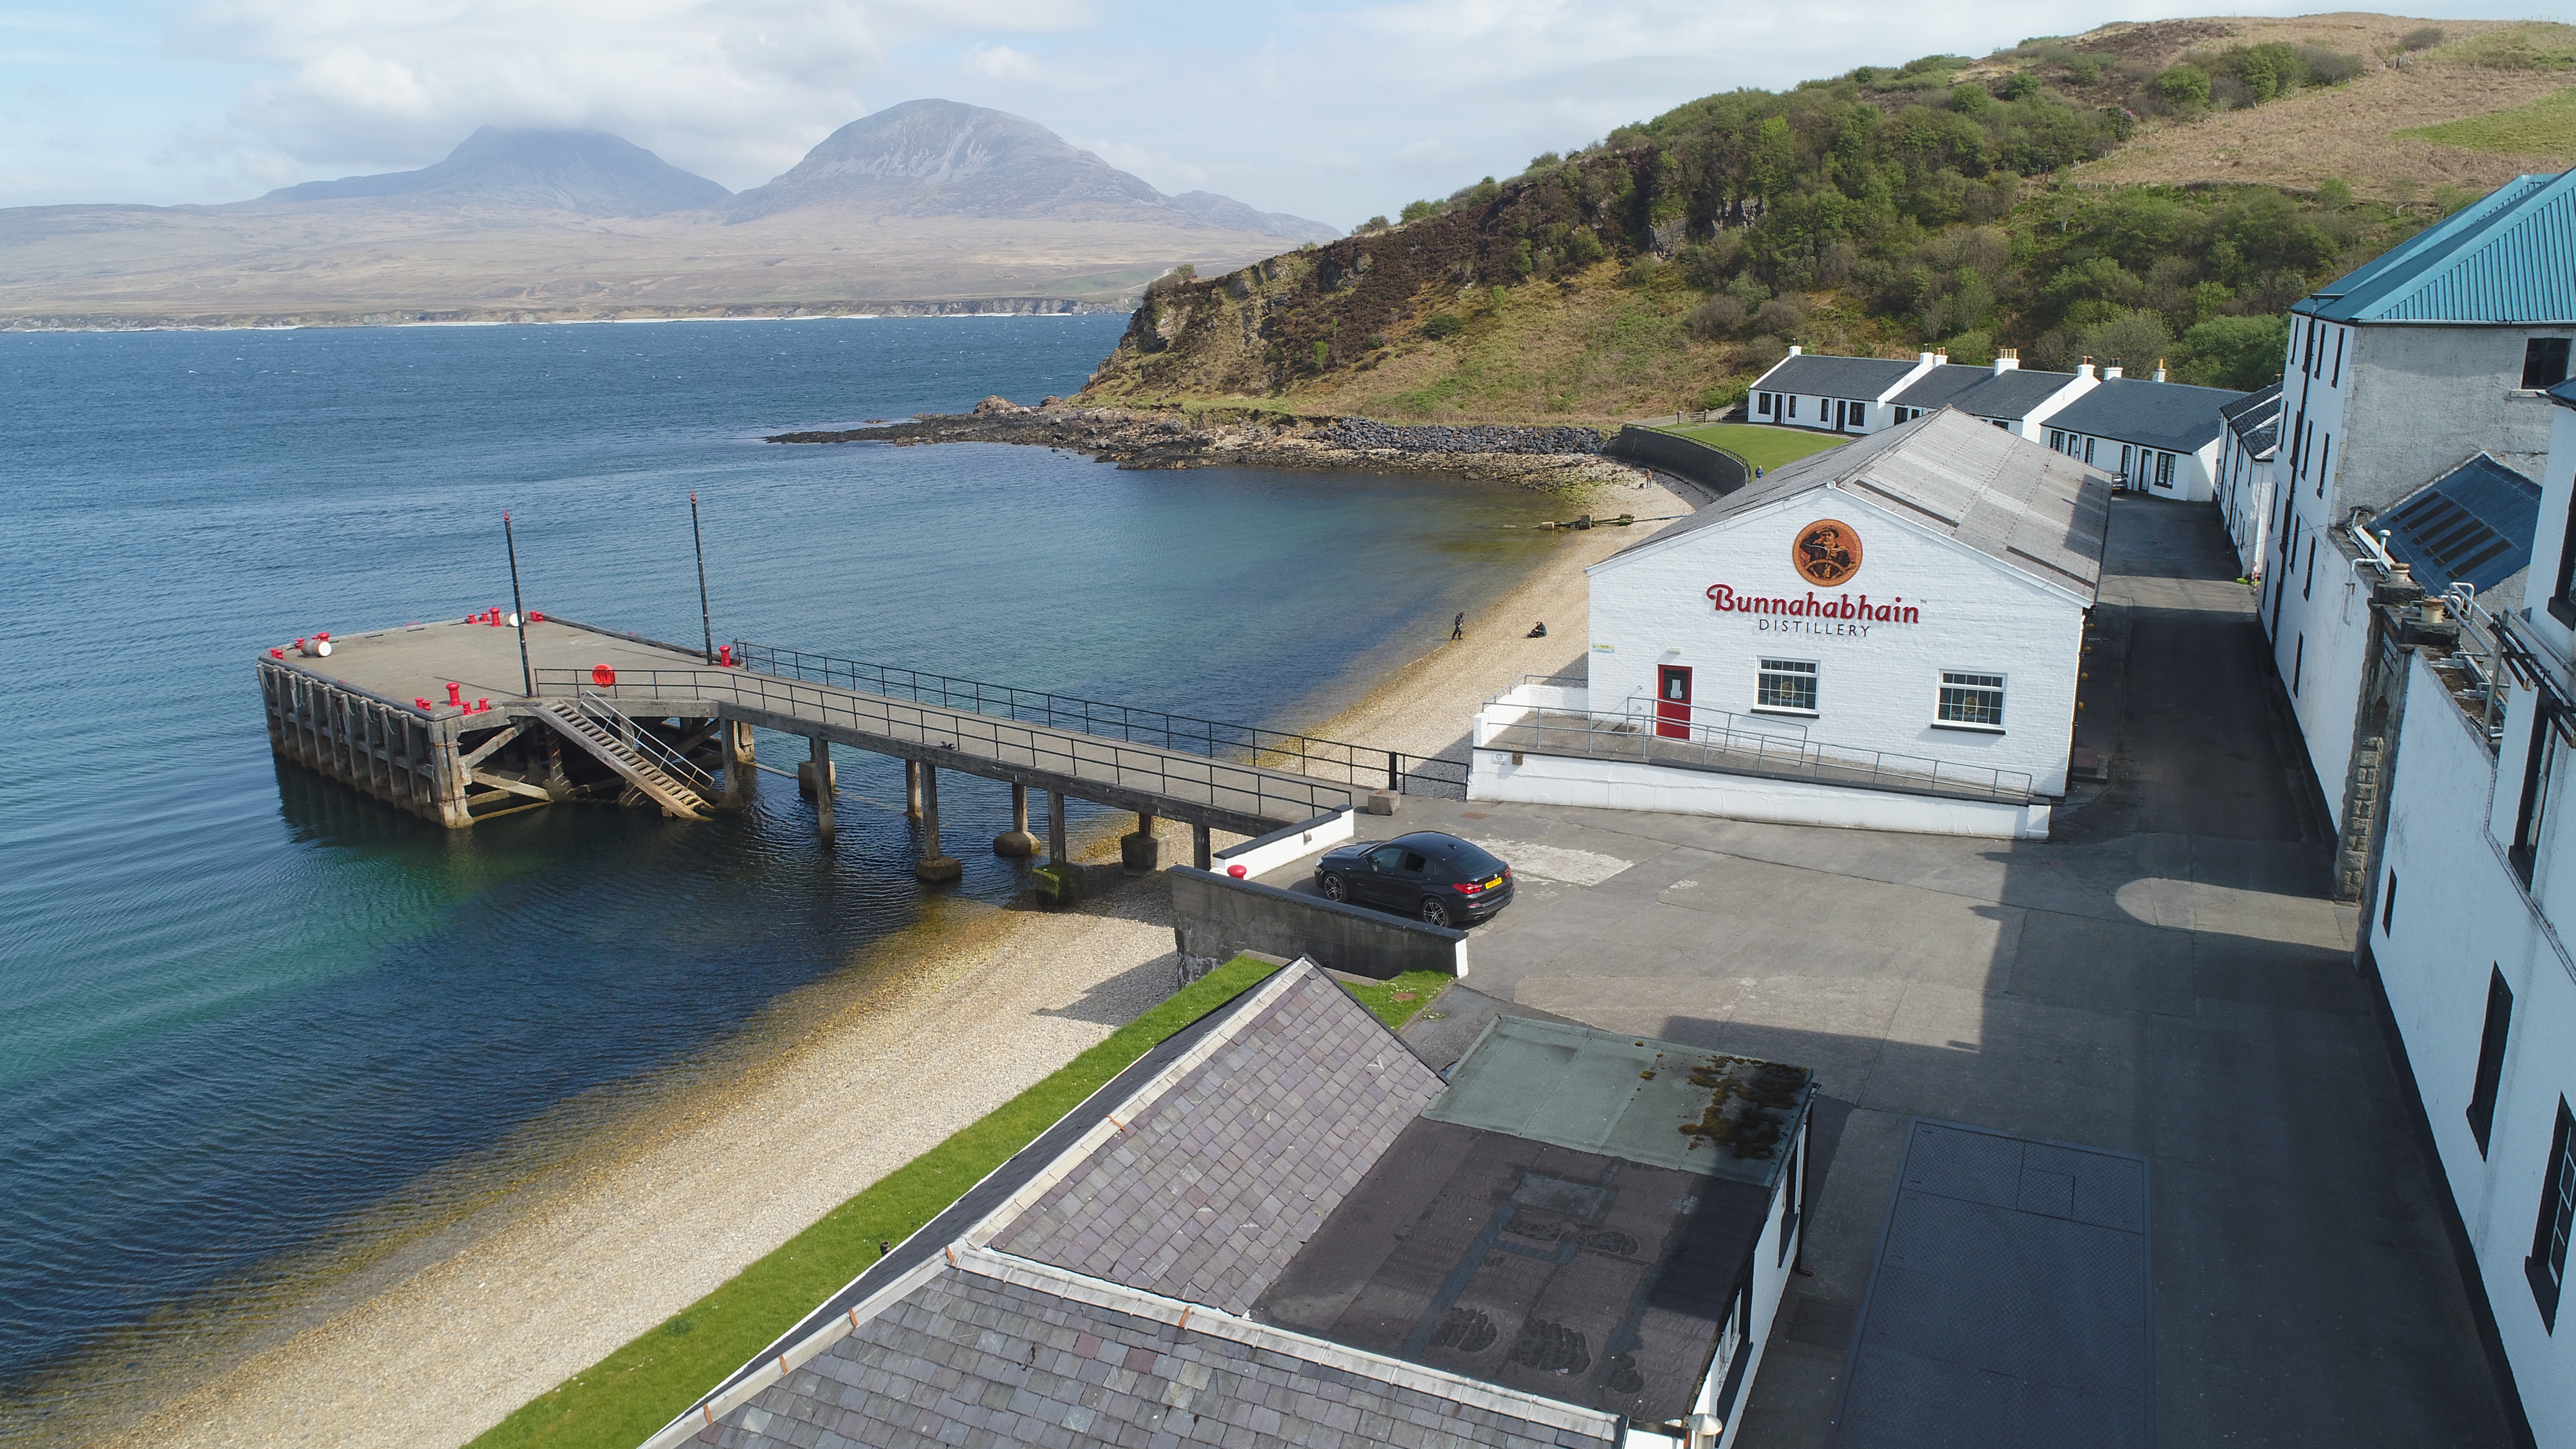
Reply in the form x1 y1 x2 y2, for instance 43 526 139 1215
1420 897 1453 928
1320 873 1347 902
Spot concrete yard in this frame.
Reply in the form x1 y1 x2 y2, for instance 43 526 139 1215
1265 497 2519 1444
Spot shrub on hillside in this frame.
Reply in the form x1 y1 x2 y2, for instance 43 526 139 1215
2154 64 2212 107
2000 70 2043 100
1687 296 1748 340
1400 199 1440 223
1752 296 1811 336
2078 310 2176 374
1740 335 1791 371
2400 26 2446 52
1420 314 1466 341
1942 330 1996 366
2177 314 2289 391
1621 257 1664 288
1566 227 1607 266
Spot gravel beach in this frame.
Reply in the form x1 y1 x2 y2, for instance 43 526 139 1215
97 471 1696 1449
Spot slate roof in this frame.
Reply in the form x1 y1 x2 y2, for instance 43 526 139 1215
2043 377 2246 454
705 1252 1619 1449
1752 353 1923 400
1889 363 2080 421
1598 408 2114 602
2373 453 2541 597
2219 381 2284 456
2302 169 2576 325
985 967 1444 1315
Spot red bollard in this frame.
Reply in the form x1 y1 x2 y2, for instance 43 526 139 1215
475 698 490 712
718 644 733 667
295 637 307 649
315 632 330 641
529 611 544 623
270 647 285 659
1228 864 1248 879
415 698 433 710
445 682 463 707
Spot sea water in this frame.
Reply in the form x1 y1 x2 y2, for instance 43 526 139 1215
0 317 1571 1427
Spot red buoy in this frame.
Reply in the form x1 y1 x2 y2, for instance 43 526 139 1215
591 664 617 688
1228 864 1248 879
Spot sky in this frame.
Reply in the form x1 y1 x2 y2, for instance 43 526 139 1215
0 0 2533 224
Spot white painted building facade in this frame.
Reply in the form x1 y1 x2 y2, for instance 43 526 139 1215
2364 384 2576 1447
1470 411 2107 840
2217 382 2284 578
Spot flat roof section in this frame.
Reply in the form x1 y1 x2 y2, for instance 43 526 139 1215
1427 1015 1810 1185
1835 1120 2151 1448
1252 1116 1774 1426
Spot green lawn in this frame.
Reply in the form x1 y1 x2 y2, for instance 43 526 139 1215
1338 969 1456 1029
2400 86 2576 160
1659 421 1851 472
465 953 1288 1449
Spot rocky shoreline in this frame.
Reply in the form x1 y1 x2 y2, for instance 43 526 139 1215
766 396 1647 489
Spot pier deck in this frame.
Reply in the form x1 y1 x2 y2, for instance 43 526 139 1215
258 617 1364 855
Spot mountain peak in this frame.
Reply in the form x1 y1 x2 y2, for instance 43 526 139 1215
727 99 1336 242
257 129 732 217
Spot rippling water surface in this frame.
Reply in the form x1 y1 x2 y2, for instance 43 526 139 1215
0 317 1570 1427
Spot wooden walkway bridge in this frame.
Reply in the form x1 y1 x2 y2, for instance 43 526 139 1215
257 615 1440 880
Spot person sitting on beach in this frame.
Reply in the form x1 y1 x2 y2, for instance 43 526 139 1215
1527 622 1547 638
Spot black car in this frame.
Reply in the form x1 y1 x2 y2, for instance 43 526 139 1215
1314 831 1514 927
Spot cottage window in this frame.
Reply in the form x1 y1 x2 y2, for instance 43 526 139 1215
1757 392 1773 416
2049 428 2064 451
2083 436 2095 465
1756 659 1818 714
2533 1097 2575 1331
2469 968 2513 1157
2524 338 2571 392
1787 395 1799 420
1936 672 2005 728
2156 452 2176 490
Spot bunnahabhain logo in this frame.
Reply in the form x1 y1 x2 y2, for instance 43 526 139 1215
1793 519 1862 586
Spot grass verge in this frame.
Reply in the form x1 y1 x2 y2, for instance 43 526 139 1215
465 953 1286 1449
1662 422 1852 472
1338 969 1456 1030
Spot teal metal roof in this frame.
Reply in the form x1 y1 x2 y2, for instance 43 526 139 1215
2302 169 2576 325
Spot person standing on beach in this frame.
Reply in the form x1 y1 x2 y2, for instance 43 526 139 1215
1451 612 1465 641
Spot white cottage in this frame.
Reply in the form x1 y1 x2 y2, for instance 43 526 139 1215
1471 409 2111 838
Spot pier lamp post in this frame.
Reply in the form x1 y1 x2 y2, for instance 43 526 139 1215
504 511 534 699
691 492 715 665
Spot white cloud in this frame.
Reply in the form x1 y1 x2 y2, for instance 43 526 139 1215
961 42 1043 81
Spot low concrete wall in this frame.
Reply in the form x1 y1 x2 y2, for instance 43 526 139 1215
1469 748 2051 839
1606 426 1750 498
1169 867 1466 981
1211 809 1355 880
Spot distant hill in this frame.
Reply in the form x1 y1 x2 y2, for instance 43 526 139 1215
259 128 733 216
1080 13 2564 424
726 99 1338 240
0 100 1333 328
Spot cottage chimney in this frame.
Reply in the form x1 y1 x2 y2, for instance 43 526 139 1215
2154 358 2168 383
1992 348 2020 374
1919 351 1937 365
2103 364 2122 380
2076 359 2095 381
1934 351 1949 364
1788 344 1803 356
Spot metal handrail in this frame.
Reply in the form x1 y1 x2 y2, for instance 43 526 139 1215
1490 705 2038 805
572 689 720 796
1619 692 1810 742
531 666 1362 825
731 642 1469 793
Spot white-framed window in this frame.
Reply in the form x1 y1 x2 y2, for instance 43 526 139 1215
1757 658 1819 714
2156 451 2176 489
1787 395 1800 419
1936 671 2005 728
2049 428 2066 451
1757 391 1775 416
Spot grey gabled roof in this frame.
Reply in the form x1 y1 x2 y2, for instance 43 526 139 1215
2045 377 2246 454
2220 381 2284 455
1754 353 1923 400
1891 363 2080 421
1603 407 2112 601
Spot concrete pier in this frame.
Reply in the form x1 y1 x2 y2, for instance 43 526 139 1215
915 765 961 883
805 736 834 839
1122 812 1159 874
905 759 923 821
994 782 1037 857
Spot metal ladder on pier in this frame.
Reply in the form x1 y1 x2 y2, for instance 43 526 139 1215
533 694 715 820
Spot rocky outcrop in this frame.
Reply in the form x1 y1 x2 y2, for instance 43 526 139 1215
767 402 1642 489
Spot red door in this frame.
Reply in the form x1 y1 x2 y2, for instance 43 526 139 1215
1656 666 1692 739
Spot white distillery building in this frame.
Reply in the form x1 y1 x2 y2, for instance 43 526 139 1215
1470 408 2110 839
2264 169 2576 856
1749 347 2094 437
2359 377 2576 1447
2040 372 2246 502
2218 381 2285 577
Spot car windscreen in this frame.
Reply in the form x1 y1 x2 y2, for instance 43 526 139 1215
1450 844 1508 877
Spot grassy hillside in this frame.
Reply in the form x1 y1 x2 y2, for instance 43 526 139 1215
1079 13 2566 424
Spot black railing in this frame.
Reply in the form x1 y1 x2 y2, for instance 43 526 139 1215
733 643 1469 795
531 665 1366 827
